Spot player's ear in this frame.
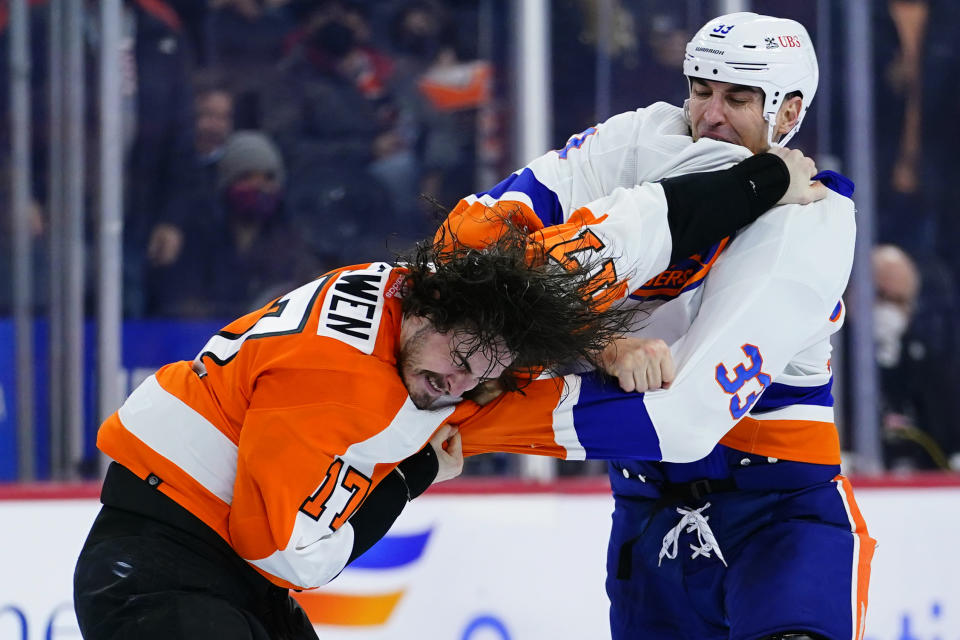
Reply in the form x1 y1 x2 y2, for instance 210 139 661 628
776 96 803 138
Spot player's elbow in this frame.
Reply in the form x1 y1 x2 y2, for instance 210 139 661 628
246 529 354 590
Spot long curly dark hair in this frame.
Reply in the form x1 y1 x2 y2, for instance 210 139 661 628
399 220 636 391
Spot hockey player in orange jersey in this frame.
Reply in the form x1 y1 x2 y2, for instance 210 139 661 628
73 146 807 640
74 226 628 638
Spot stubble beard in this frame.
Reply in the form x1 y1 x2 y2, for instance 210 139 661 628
397 339 439 410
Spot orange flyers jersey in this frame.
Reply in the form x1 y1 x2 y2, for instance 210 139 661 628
97 262 481 590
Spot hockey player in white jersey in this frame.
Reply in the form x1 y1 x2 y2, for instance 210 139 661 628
443 12 874 640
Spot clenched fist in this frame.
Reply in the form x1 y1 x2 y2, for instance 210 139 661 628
600 337 675 393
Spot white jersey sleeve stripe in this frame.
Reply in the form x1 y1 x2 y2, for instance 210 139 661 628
249 520 356 589
476 190 535 213
256 398 457 588
117 374 238 504
552 374 586 461
749 404 835 423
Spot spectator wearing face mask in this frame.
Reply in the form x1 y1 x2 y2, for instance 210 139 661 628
874 244 919 370
146 130 319 318
872 244 960 470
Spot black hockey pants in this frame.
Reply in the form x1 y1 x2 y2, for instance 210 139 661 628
73 463 318 640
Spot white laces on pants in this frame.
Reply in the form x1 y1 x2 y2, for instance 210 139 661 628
658 502 727 567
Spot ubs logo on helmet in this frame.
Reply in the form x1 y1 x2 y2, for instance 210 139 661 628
765 35 803 49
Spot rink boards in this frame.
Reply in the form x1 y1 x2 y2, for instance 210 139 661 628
0 478 957 640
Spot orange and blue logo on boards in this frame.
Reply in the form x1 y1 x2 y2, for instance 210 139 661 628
630 238 730 302
293 529 432 627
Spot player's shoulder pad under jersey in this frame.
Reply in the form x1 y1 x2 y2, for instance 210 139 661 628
317 262 394 354
606 102 688 138
775 185 856 298
640 101 690 134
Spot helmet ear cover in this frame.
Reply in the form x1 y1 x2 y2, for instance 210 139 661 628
683 12 819 146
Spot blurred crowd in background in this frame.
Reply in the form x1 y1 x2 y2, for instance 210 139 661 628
1 0 496 320
1 0 959 474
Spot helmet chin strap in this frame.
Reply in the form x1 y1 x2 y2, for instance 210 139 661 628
765 115 782 149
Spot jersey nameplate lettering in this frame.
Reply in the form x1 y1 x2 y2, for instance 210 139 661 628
317 263 391 354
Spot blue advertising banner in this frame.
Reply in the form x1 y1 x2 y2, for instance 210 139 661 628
0 318 227 480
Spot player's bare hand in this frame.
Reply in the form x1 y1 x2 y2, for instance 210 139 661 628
767 146 828 205
429 424 463 484
600 337 675 393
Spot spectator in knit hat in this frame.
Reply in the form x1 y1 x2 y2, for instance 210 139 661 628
216 130 287 224
146 130 320 318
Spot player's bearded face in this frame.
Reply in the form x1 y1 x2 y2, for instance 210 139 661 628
688 78 768 154
398 317 511 410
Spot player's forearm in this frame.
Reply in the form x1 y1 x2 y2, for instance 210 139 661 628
660 152 790 263
346 445 438 564
234 440 441 590
528 153 790 305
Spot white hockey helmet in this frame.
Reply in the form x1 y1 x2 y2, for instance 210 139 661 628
683 12 819 146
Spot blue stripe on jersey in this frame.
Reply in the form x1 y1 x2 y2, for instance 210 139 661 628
557 126 597 159
476 167 565 227
830 300 843 322
628 238 727 302
813 170 855 198
750 378 834 414
573 372 662 460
